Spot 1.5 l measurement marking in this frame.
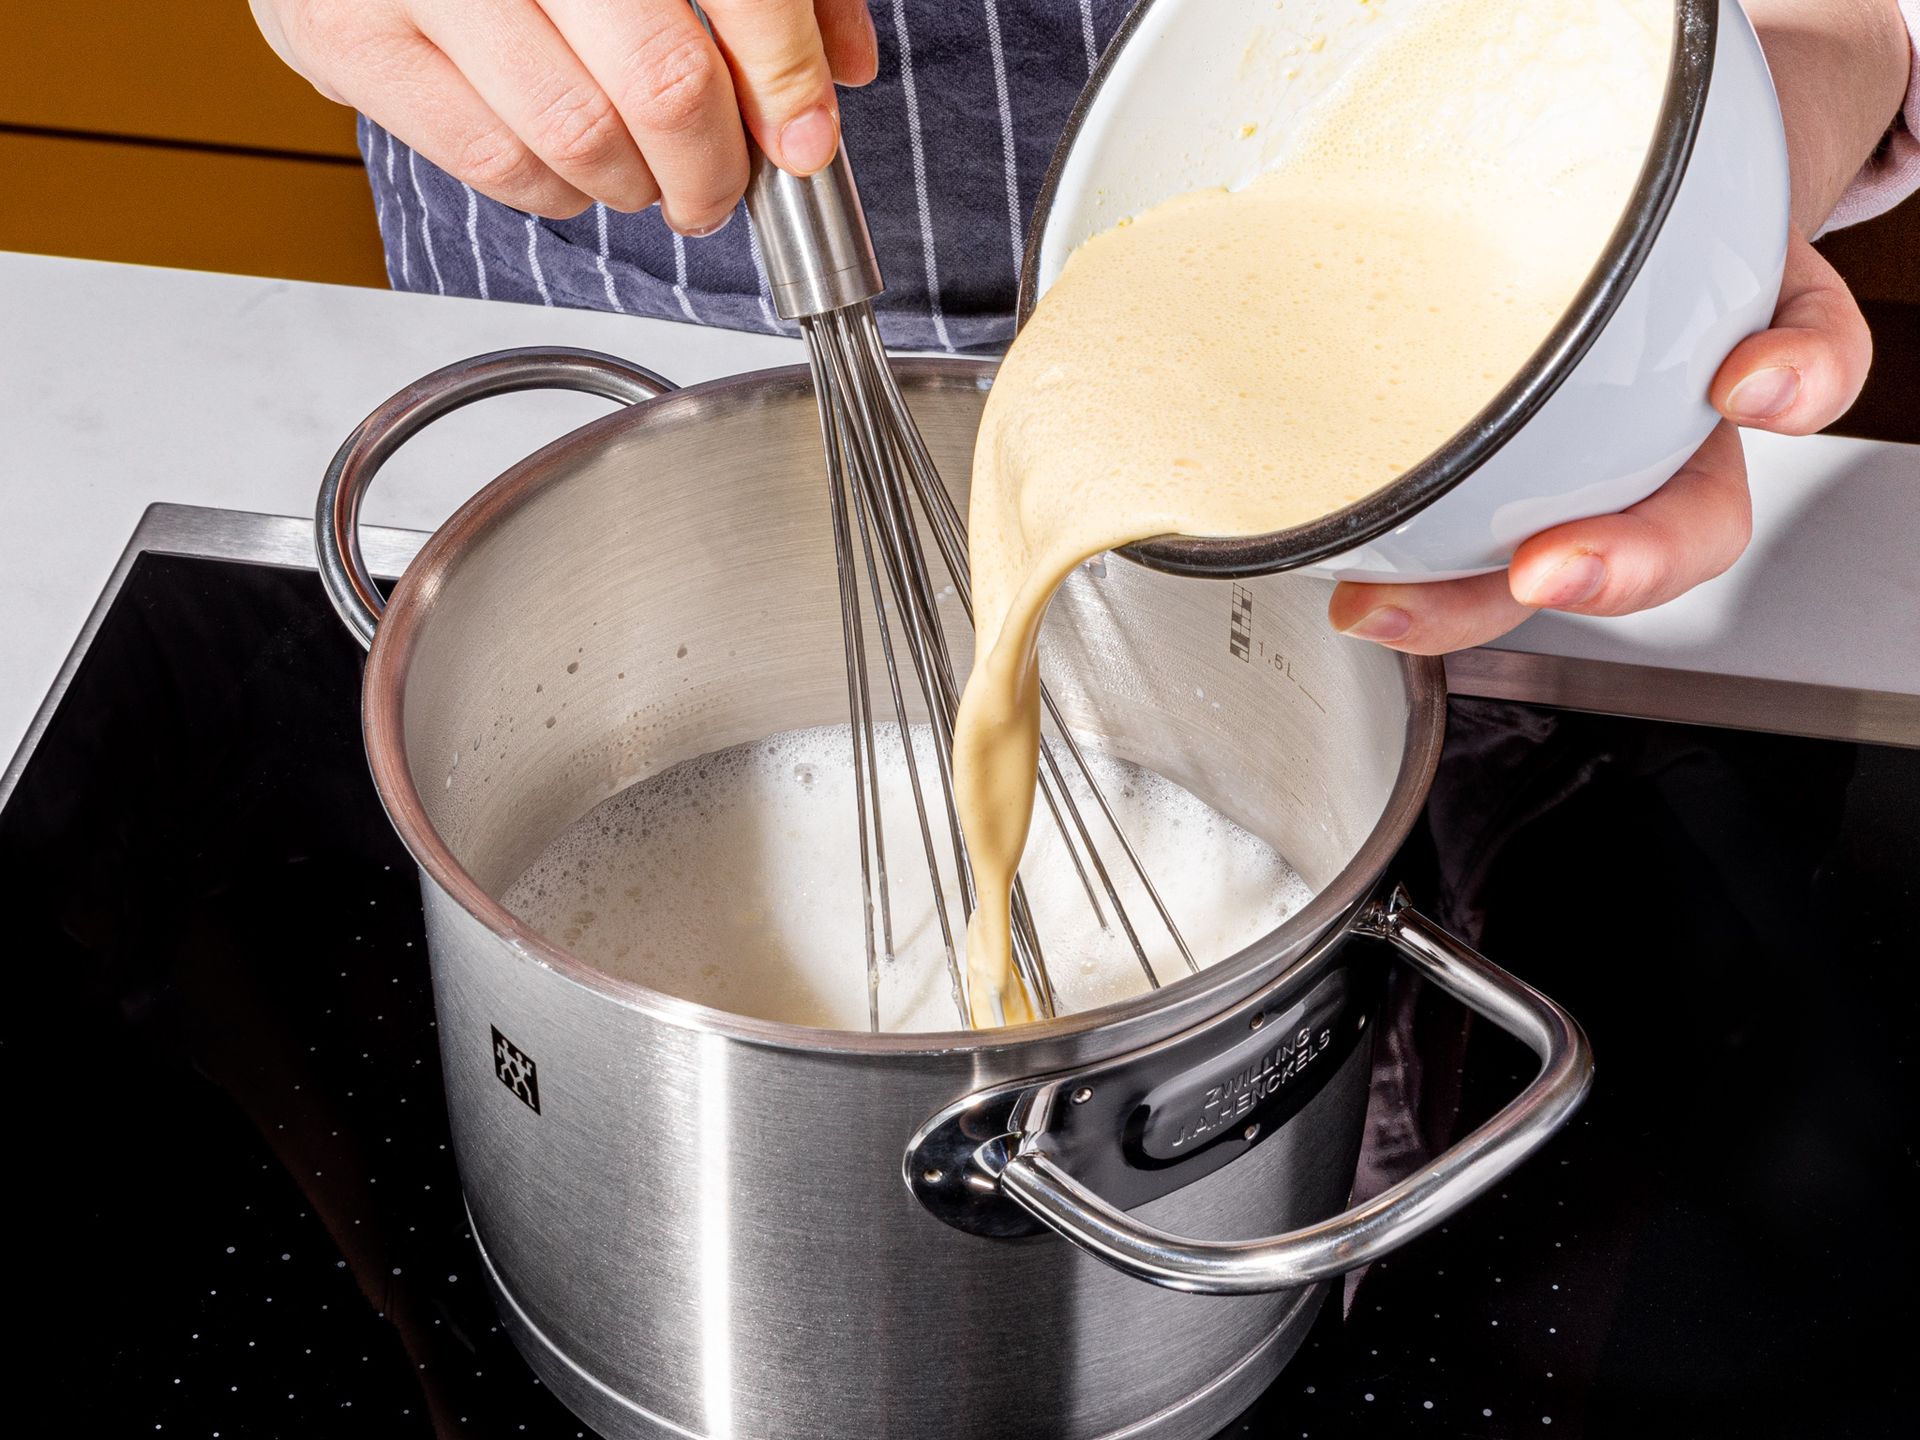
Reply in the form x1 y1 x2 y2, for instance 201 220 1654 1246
1225 585 1327 714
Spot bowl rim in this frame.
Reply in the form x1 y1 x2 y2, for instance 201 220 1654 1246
361 356 1448 1059
1014 0 1721 579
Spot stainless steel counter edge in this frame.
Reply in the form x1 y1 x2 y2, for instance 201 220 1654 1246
1446 646 1920 750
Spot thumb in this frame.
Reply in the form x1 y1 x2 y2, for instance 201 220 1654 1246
700 0 841 175
1711 231 1873 436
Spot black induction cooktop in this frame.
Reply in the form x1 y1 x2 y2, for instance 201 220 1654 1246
5 509 1913 1438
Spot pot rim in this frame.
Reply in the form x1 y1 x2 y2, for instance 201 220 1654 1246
1015 0 1721 578
362 357 1447 1058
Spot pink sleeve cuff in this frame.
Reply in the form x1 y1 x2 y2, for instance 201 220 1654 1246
1820 0 1920 233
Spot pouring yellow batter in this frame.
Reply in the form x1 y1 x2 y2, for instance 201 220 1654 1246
953 0 1670 1026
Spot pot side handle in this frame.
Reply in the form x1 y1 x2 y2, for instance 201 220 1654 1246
997 887 1594 1295
316 347 676 651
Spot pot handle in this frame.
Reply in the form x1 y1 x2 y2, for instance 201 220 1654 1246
316 347 676 651
996 888 1593 1295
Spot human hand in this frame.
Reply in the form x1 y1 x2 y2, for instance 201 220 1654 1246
1328 0 1912 655
250 1 879 232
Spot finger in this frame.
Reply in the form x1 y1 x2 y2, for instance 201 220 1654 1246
1328 570 1535 656
550 0 750 234
1505 422 1752 617
251 0 342 100
320 25 591 218
700 0 841 174
1329 422 1755 653
1712 232 1873 435
411 0 658 215
815 0 880 86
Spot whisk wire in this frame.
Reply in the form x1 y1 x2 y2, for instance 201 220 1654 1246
853 308 1193 984
839 315 1065 1020
812 308 1066 1022
810 318 973 1025
779 205 1190 1027
839 392 971 1018
811 348 889 1033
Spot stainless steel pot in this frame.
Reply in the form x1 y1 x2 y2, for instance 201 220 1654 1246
317 348 1592 1439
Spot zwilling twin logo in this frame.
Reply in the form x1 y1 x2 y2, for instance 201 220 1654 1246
1229 584 1255 662
491 1026 541 1113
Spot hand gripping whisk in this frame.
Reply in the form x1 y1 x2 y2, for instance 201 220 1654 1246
745 142 1195 1030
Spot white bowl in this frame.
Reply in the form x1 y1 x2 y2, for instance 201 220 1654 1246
1021 0 1790 583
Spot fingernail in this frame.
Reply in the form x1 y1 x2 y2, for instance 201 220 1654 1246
670 209 733 239
1725 365 1800 422
1340 606 1413 643
1520 552 1607 609
779 104 839 174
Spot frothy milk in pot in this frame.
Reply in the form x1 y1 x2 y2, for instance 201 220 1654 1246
500 724 1310 1031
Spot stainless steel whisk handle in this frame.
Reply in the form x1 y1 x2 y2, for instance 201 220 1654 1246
746 142 884 319
680 0 879 319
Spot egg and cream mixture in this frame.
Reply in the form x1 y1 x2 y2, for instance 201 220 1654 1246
952 0 1670 1024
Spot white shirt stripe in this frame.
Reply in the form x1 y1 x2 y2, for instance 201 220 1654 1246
374 192 394 287
408 149 445 295
360 120 395 288
524 216 553 306
593 203 627 313
463 185 490 300
386 132 410 288
981 1 1024 284
889 0 955 352
1080 0 1099 73
670 234 700 323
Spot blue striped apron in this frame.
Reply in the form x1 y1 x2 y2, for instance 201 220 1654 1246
356 2 1132 354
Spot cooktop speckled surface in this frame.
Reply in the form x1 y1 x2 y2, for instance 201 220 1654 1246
5 552 1913 1438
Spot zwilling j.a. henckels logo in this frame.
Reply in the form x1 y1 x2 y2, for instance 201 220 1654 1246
491 1026 540 1113
1137 969 1352 1162
1173 1025 1333 1151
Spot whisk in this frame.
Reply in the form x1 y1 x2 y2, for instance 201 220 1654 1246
746 143 1195 1030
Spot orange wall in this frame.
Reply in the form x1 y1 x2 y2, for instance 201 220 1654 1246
0 1 387 287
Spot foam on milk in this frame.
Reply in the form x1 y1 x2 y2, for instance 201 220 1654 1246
499 724 1311 1032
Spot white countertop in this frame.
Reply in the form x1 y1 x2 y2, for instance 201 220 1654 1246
3 250 1916 767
